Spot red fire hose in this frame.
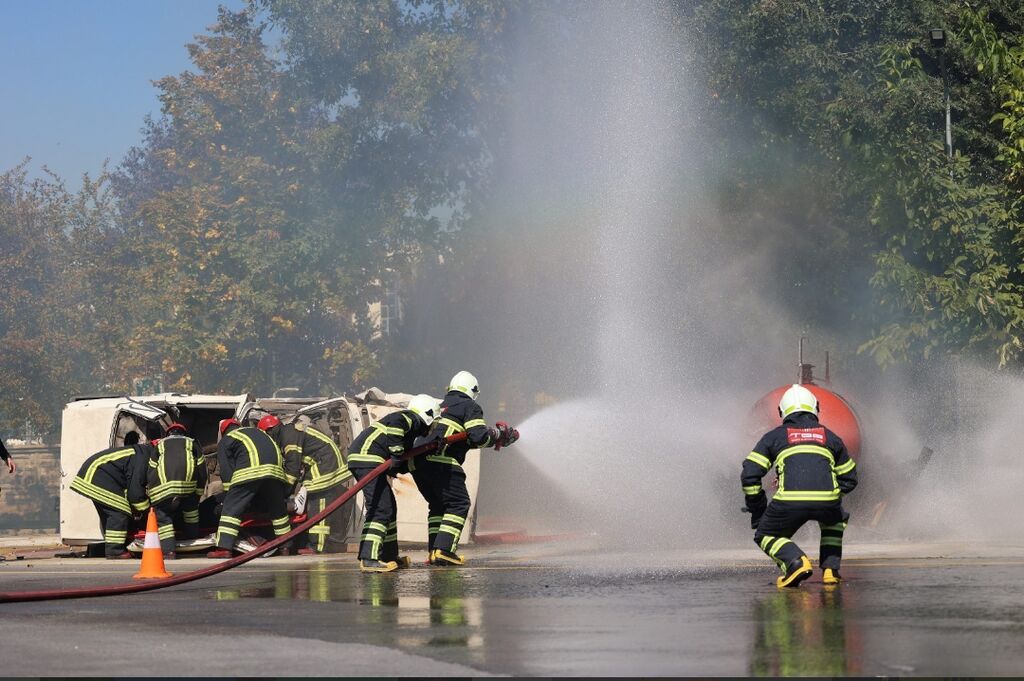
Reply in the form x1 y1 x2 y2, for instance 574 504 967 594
0 432 468 603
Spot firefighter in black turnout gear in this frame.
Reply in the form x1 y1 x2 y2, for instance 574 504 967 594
412 371 519 566
346 394 440 572
70 432 153 558
743 384 858 588
258 413 353 553
147 423 206 557
207 418 291 558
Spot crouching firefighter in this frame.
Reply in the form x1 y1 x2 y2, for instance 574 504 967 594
70 432 153 559
258 414 353 554
346 394 440 572
148 423 206 558
743 384 857 588
207 418 292 558
412 371 519 567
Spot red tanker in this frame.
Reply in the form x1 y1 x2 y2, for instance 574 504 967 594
748 341 864 460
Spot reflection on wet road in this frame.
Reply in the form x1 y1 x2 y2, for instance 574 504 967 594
7 550 1024 675
750 587 860 676
190 554 1024 676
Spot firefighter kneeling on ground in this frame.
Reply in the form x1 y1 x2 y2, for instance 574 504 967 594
207 418 293 559
148 422 206 559
346 394 440 573
257 414 353 554
742 384 857 588
70 432 153 559
411 371 519 567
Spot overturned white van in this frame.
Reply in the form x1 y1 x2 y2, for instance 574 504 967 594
58 389 481 551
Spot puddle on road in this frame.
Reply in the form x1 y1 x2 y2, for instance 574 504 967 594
748 586 863 676
208 564 485 650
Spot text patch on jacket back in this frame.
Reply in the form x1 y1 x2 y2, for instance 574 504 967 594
786 427 826 445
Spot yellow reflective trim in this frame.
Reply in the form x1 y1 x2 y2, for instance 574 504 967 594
759 536 774 551
768 537 791 557
464 418 487 429
820 537 844 547
436 417 465 434
776 444 834 466
742 485 762 495
69 478 131 513
773 489 840 501
424 454 461 466
348 453 386 464
227 430 261 469
82 448 135 483
834 459 857 475
745 452 771 469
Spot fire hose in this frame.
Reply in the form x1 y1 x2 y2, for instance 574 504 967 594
0 432 468 603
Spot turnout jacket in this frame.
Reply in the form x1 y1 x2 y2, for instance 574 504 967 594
742 412 857 508
70 444 154 514
425 391 496 467
278 422 352 492
216 426 287 490
148 434 207 503
347 410 430 467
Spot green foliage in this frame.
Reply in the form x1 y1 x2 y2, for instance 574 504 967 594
687 0 1024 369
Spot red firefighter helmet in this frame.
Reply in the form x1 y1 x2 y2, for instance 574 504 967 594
218 418 241 436
166 422 187 435
257 414 282 431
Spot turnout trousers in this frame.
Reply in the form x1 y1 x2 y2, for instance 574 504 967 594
215 478 291 551
753 500 849 572
410 459 470 554
93 502 133 557
299 484 344 553
152 495 200 553
351 465 398 561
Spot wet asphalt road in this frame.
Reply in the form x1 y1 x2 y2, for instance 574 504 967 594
2 543 1024 676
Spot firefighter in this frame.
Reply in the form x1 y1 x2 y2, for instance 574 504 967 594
207 418 292 558
257 413 353 554
742 384 858 588
147 422 206 558
412 371 519 567
69 431 153 558
0 437 15 475
346 394 440 572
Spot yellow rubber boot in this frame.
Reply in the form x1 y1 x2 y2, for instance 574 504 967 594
359 559 399 573
776 555 813 589
822 568 842 585
395 556 412 569
430 548 465 566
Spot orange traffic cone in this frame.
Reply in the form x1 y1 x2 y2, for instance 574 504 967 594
133 508 172 579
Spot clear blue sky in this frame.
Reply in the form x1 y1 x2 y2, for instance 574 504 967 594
1 0 243 187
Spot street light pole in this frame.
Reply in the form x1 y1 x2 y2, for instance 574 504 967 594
931 28 953 159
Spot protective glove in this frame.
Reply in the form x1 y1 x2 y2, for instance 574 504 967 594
750 510 763 530
745 491 767 530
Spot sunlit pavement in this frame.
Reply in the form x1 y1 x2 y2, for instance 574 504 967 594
2 541 1024 676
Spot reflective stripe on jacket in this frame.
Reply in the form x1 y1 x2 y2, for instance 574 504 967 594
71 444 153 513
423 391 494 467
346 410 428 466
148 435 207 503
279 422 353 492
216 426 287 490
741 412 857 504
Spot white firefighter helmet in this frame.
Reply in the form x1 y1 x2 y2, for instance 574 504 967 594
408 394 441 427
778 384 819 418
448 370 480 399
